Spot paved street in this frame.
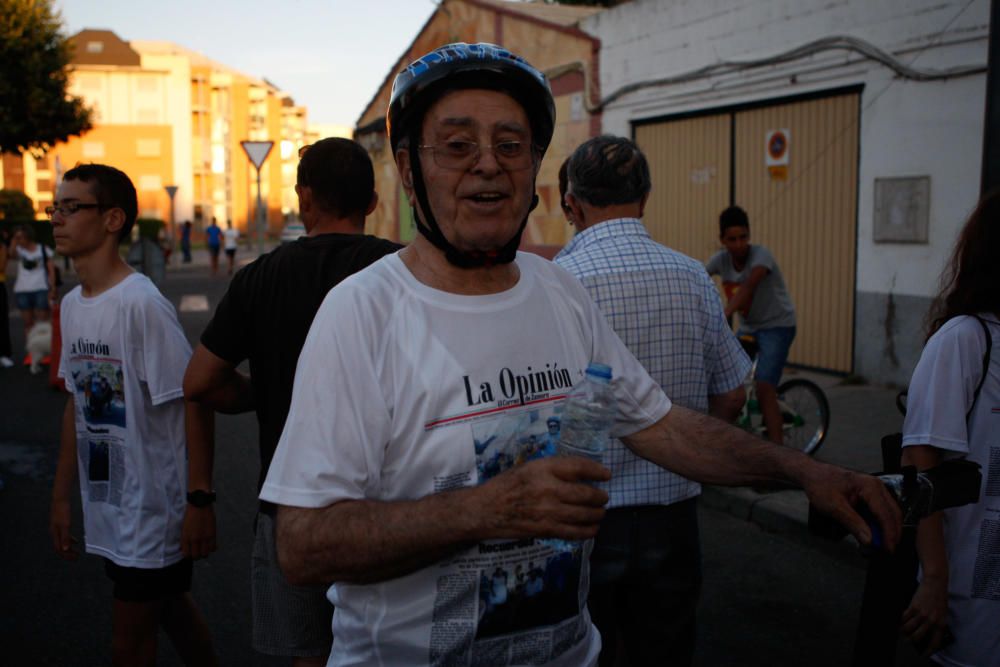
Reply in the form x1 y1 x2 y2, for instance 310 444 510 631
0 255 930 666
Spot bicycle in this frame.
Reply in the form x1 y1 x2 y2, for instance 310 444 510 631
735 334 830 455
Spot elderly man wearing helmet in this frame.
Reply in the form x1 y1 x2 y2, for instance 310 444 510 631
261 44 900 666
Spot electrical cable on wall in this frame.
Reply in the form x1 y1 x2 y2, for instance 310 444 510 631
601 33 986 111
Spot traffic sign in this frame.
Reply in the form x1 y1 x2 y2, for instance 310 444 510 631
240 141 274 169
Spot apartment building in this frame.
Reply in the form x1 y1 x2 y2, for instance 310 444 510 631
2 29 306 241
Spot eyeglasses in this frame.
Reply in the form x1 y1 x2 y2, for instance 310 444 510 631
45 202 103 217
418 140 534 171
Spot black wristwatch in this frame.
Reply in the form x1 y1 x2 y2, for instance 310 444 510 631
186 489 217 508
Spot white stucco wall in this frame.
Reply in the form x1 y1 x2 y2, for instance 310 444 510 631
582 0 988 300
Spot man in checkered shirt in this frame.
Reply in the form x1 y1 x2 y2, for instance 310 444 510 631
555 135 752 667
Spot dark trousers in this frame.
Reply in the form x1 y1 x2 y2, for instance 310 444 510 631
0 283 12 358
588 499 702 667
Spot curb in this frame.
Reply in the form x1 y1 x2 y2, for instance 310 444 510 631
701 485 864 566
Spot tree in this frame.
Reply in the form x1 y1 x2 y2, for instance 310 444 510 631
0 188 35 219
0 0 91 155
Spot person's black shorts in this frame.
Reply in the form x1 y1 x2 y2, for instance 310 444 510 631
208 244 220 258
225 248 236 258
104 558 193 602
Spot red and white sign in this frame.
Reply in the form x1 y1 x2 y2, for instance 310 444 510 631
765 129 790 181
765 129 790 166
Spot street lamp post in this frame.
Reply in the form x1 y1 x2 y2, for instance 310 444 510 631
240 141 274 256
164 185 178 265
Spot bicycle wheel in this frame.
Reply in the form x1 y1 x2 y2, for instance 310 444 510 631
776 378 830 456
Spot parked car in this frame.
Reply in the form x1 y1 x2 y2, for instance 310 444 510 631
280 221 306 244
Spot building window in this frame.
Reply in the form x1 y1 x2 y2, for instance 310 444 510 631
82 142 105 158
137 109 160 124
86 41 104 54
139 174 162 191
136 138 161 158
79 74 103 91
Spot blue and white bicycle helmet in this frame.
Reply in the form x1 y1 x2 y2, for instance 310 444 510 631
386 43 556 267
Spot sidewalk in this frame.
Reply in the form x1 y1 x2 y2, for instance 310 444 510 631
701 367 906 559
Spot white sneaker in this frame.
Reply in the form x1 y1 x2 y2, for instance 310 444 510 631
0 357 13 368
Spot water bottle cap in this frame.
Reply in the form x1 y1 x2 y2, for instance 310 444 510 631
585 363 612 381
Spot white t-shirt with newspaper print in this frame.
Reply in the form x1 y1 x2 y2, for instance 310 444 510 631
261 252 671 667
59 272 191 568
902 314 1000 667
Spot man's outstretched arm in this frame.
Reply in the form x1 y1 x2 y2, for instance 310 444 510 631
622 405 902 549
275 456 611 586
183 344 254 414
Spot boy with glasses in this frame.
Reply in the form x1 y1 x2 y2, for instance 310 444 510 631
48 163 218 666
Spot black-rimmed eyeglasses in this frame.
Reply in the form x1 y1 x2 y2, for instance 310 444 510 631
418 140 534 171
45 203 104 217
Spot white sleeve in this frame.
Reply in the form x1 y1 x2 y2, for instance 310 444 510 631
260 283 392 508
902 318 987 453
131 286 191 405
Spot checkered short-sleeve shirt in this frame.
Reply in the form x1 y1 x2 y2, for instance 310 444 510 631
555 218 751 508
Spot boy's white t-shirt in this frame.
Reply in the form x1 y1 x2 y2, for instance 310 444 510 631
59 272 192 568
223 228 239 250
261 252 671 667
902 314 1000 667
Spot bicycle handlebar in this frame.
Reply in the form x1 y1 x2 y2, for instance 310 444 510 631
808 459 982 550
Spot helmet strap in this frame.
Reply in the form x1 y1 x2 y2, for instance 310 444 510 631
408 129 535 269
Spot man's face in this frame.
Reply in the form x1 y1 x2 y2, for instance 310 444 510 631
51 179 111 258
720 225 750 262
399 89 539 253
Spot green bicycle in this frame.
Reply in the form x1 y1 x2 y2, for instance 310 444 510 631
736 335 831 456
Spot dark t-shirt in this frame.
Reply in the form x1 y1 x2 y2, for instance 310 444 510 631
200 233 402 492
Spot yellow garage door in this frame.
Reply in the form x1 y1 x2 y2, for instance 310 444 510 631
635 114 731 262
635 90 860 373
734 93 859 372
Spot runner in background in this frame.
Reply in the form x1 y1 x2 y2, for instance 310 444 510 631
222 221 239 276
205 217 221 276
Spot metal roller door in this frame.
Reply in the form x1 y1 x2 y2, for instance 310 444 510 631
635 90 860 373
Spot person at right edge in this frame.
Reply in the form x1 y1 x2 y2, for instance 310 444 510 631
706 206 796 445
183 137 401 666
899 190 999 667
261 43 900 667
555 136 751 666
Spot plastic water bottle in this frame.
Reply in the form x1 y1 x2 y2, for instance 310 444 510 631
544 362 617 552
558 363 616 461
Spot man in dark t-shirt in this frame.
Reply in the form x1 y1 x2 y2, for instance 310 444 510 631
183 138 400 666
